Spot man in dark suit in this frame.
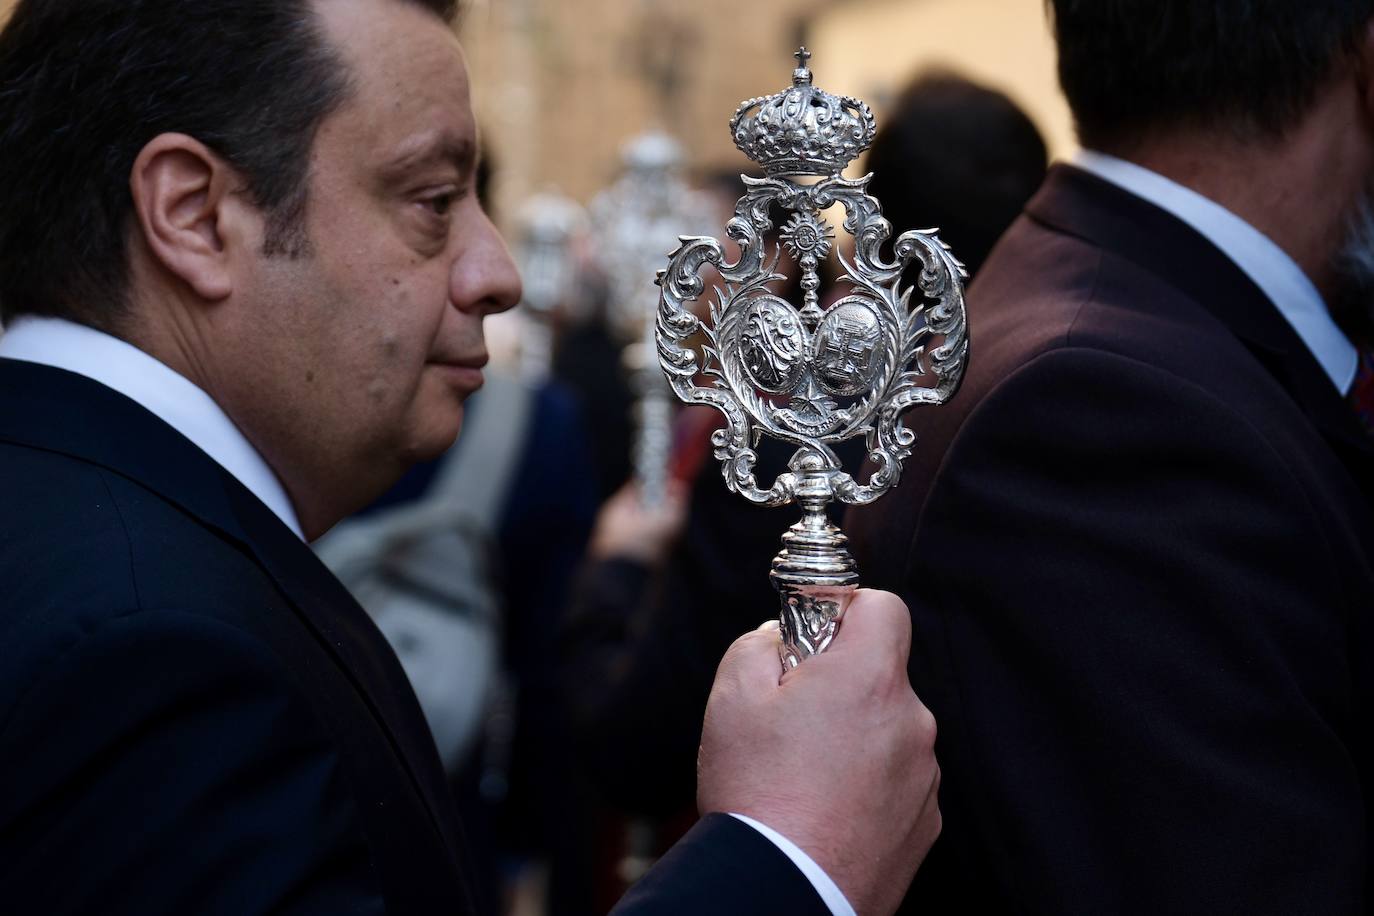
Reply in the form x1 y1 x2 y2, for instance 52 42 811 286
847 2 1374 913
0 1 942 914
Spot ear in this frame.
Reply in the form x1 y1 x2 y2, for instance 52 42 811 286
129 133 239 301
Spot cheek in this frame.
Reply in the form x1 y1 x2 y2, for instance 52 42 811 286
361 287 428 385
355 338 413 414
386 271 450 344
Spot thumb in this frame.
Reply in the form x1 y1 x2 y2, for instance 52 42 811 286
822 588 913 670
714 620 784 694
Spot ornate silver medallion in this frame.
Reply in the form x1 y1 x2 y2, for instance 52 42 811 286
655 49 970 667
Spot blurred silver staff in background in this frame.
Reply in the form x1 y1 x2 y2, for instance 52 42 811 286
590 132 716 506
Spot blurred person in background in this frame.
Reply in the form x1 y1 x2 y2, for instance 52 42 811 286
848 1 1374 912
551 263 636 504
865 71 1048 279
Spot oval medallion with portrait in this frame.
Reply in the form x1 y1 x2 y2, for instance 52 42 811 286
739 295 806 394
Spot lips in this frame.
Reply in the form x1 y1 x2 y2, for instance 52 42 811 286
430 351 488 393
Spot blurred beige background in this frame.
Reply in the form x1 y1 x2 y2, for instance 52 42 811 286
459 0 1074 225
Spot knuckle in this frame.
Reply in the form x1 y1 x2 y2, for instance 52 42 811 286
866 588 911 626
901 699 938 752
877 589 911 617
721 629 766 667
915 698 937 737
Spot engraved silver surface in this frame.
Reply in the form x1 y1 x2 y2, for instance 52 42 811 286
591 133 717 505
655 49 970 667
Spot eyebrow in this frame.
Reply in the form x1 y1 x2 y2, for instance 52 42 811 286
378 131 477 182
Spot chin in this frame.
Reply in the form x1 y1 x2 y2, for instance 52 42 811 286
402 406 464 465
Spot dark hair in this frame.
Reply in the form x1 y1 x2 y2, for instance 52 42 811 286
1050 0 1374 148
0 0 457 329
864 72 1047 278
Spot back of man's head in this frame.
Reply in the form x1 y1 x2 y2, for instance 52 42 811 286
864 72 1047 278
0 0 456 333
1050 0 1374 148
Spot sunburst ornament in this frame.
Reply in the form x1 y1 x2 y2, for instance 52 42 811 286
780 211 834 260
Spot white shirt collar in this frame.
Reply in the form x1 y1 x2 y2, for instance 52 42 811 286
1072 149 1359 394
0 315 305 539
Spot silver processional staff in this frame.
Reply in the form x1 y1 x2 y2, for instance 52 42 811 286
591 132 716 507
654 48 970 668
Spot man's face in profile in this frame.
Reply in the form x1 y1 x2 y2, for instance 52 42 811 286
228 0 521 518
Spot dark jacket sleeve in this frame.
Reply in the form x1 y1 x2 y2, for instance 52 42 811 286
610 813 830 915
0 609 385 916
899 346 1365 914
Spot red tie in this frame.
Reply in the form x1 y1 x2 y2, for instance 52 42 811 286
1351 345 1374 437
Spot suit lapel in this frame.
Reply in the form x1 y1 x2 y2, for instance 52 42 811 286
0 358 466 862
1027 165 1373 492
225 482 467 860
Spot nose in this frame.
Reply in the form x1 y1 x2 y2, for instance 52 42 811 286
450 204 522 317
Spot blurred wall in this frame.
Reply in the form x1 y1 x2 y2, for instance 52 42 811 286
459 0 827 224
809 0 1075 160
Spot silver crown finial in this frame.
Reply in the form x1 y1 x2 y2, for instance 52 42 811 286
793 46 812 84
730 48 876 177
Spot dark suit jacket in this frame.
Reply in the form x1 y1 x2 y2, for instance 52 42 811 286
0 359 827 915
847 165 1374 914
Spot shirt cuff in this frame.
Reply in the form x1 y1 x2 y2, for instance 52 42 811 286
728 812 856 916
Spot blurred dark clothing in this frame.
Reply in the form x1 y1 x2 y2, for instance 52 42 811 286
362 377 602 915
553 316 636 502
847 164 1374 914
363 378 599 708
483 381 600 916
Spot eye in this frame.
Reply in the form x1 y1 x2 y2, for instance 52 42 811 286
422 191 456 217
406 185 467 250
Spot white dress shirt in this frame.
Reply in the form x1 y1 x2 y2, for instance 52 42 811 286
0 315 304 537
1073 149 1358 394
0 315 854 915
